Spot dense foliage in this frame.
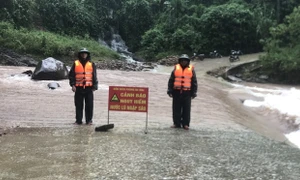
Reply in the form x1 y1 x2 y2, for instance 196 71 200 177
261 6 300 83
0 0 299 72
0 22 119 62
118 0 153 52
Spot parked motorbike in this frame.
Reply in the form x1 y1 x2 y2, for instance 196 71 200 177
235 50 243 55
229 50 240 62
209 50 222 58
191 53 205 61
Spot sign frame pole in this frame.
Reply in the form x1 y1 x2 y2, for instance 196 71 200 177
107 109 110 125
108 86 149 133
144 89 149 134
145 111 148 134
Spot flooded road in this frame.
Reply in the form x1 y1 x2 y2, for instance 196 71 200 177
1 54 300 179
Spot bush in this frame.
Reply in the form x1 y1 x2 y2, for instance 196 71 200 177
0 22 119 62
261 6 300 73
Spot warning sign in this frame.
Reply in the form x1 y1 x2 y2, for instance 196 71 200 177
110 94 119 102
108 86 149 112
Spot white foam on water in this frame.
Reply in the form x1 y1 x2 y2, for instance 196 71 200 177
232 84 300 148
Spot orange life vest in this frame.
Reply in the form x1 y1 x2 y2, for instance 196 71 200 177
173 64 193 90
74 60 93 87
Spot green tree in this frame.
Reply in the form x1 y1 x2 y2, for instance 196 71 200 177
199 3 257 54
119 0 153 51
0 0 36 28
261 6 300 83
141 28 166 60
83 0 122 39
36 0 94 37
141 0 205 59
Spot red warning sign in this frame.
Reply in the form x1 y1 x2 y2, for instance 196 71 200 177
108 86 149 112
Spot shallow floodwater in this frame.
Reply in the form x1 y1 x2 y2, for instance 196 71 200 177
1 54 300 179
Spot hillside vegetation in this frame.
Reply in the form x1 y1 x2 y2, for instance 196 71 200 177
1 0 300 83
0 22 119 62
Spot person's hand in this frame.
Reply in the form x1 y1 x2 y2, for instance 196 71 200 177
92 86 98 92
72 85 76 92
192 94 197 99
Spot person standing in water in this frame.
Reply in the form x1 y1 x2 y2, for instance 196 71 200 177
167 54 198 130
69 48 98 125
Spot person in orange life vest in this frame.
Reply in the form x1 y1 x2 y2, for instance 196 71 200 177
68 48 98 125
167 54 198 130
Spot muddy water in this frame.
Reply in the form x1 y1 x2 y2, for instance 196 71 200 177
1 54 300 179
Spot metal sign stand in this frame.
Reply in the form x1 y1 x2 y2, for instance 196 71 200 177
107 86 149 134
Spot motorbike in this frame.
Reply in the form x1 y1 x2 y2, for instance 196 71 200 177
191 53 205 61
229 50 240 62
235 50 243 55
209 50 222 58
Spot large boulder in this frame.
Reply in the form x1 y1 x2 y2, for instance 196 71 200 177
32 57 68 80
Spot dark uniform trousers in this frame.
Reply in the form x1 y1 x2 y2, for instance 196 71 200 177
172 90 192 127
74 87 94 123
